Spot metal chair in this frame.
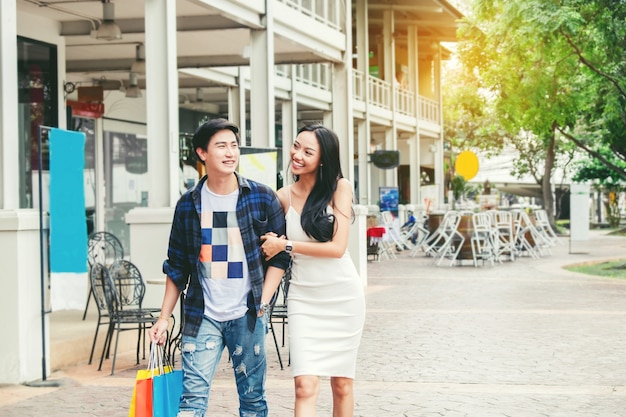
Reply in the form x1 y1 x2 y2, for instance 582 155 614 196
107 259 167 361
95 261 166 375
380 210 412 251
83 231 124 320
490 210 515 262
269 268 290 370
87 263 113 366
423 211 465 266
512 210 548 259
470 212 496 267
533 209 560 247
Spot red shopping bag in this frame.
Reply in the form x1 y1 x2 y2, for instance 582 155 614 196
133 374 154 417
128 343 173 417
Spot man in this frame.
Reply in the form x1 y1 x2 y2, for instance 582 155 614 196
149 118 290 417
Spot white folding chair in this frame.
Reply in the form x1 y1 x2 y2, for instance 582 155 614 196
471 212 496 267
490 211 515 262
512 210 549 259
424 211 465 266
533 209 560 246
380 211 408 252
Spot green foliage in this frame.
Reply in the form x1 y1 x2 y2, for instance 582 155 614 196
572 146 626 186
445 0 626 225
451 175 467 201
566 259 626 279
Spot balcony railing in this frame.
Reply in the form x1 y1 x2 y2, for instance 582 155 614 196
419 96 439 124
276 65 440 124
368 76 392 111
295 63 331 90
352 69 440 124
353 69 365 101
395 86 414 117
277 0 344 31
276 63 332 91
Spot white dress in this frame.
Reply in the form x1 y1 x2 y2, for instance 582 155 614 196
286 201 366 378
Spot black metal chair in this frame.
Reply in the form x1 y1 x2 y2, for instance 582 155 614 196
87 263 113 366
83 231 125 320
269 268 290 370
94 261 168 375
107 259 166 362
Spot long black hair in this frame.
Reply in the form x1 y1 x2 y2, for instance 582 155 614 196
295 124 344 242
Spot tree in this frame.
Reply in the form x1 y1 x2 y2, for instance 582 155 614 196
450 0 626 225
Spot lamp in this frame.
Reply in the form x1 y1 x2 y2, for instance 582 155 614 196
130 44 145 74
96 1 122 41
125 72 142 98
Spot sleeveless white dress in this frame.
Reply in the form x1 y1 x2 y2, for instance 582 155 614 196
286 191 366 378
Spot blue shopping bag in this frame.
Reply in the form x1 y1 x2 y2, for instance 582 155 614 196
152 368 183 417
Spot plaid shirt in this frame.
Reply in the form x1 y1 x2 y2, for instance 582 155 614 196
163 173 290 337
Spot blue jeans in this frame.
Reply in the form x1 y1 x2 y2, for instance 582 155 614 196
178 314 268 417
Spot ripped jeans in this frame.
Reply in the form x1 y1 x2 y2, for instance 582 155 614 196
178 314 268 417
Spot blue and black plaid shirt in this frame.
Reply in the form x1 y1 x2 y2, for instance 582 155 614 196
163 173 290 337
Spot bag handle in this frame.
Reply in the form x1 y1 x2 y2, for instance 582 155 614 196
147 342 166 376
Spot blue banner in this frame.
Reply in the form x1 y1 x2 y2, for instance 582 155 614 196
49 128 88 273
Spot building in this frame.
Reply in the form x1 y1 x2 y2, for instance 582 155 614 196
0 0 462 384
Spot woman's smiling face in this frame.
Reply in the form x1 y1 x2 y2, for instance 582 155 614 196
290 130 321 176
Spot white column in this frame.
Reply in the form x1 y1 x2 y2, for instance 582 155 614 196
356 121 370 205
434 44 444 206
408 134 419 203
228 67 247 136
250 2 274 148
281 73 296 185
383 128 396 186
145 0 179 207
355 0 371 205
0 210 49 384
94 117 106 232
0 1 19 209
331 0 354 183
408 25 421 204
348 205 368 287
382 10 397 187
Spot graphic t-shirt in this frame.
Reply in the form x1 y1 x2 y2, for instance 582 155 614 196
199 183 250 321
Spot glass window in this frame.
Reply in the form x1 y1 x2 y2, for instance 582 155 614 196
17 36 58 208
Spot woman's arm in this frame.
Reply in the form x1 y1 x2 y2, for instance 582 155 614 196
261 178 353 259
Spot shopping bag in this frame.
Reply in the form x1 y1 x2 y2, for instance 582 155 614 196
129 342 174 417
152 368 183 417
133 373 154 417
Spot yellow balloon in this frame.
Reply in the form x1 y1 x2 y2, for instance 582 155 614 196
455 150 479 181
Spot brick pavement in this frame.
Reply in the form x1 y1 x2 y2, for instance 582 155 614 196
1 229 626 416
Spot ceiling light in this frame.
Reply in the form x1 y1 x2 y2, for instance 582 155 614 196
130 44 145 74
125 72 142 98
96 1 122 41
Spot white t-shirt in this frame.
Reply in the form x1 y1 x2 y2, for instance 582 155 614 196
199 183 250 321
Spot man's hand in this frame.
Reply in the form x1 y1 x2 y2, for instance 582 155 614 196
149 318 170 345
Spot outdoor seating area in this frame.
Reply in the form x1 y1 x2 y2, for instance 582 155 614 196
84 230 292 374
85 231 176 375
367 208 560 267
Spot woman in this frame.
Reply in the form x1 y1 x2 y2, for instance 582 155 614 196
261 124 366 417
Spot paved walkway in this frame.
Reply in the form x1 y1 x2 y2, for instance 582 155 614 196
1 230 626 416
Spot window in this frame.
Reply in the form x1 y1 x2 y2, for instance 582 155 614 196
17 36 58 208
